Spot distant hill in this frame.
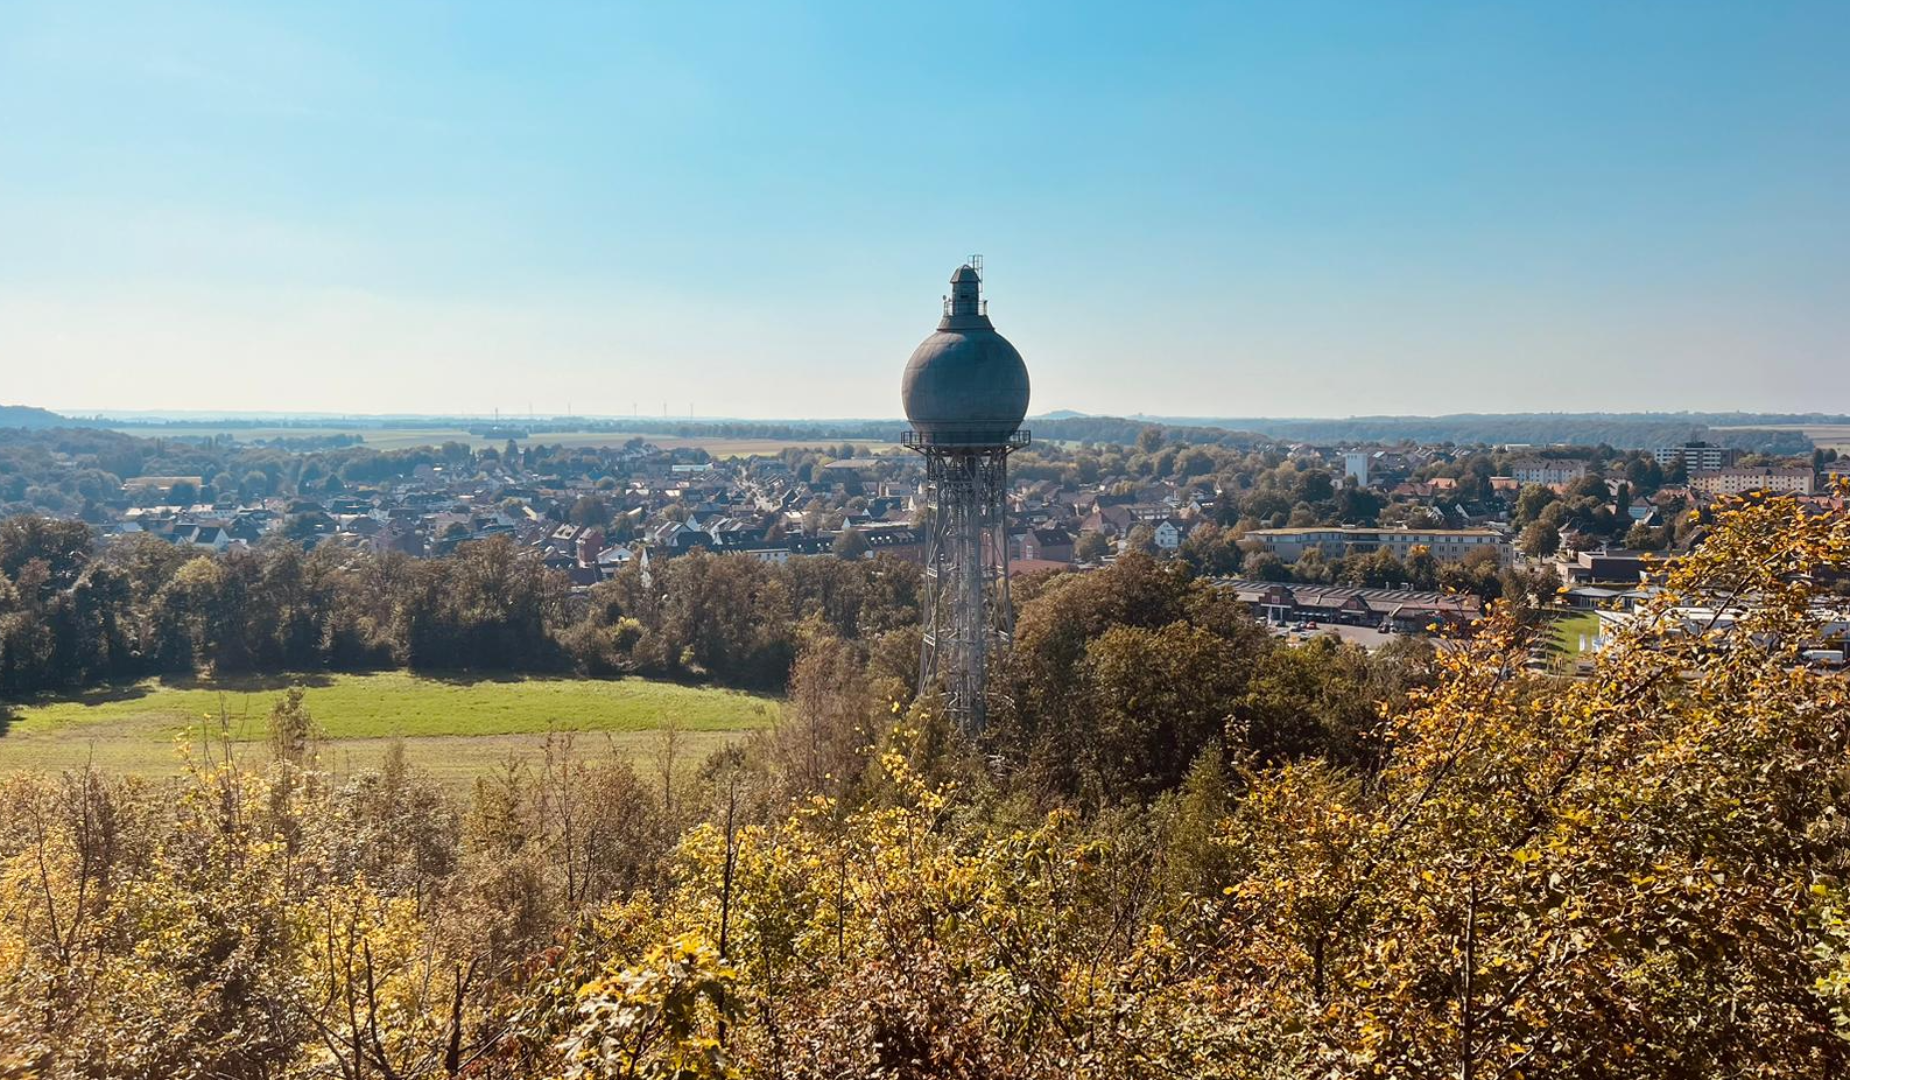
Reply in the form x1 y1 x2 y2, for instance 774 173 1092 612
0 405 85 430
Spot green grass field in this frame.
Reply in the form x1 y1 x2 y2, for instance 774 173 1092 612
112 425 899 458
1545 611 1602 658
0 671 778 786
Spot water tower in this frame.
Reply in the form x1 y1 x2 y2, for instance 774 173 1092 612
901 257 1031 733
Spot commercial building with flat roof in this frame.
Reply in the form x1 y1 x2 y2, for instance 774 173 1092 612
1247 526 1511 565
1214 578 1484 632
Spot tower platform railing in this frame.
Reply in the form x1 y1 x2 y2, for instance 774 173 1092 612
900 429 1031 450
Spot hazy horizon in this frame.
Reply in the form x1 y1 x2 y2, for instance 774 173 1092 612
2 2 1848 418
33 406 1852 425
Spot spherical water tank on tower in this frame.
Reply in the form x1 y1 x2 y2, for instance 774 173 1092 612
901 262 1031 447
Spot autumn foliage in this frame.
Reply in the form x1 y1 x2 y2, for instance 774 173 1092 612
0 493 1847 1078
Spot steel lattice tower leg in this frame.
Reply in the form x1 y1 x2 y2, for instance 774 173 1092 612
916 446 1014 734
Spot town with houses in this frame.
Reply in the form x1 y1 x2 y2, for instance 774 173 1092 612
7 423 1845 667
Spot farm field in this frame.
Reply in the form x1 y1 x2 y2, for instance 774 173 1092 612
111 425 900 458
647 435 900 458
0 671 778 786
1710 423 1850 453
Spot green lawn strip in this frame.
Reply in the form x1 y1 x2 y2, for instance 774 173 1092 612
1546 611 1602 657
2 671 779 744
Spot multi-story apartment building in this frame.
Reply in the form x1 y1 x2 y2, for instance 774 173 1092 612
1508 459 1589 487
1247 526 1512 565
1692 467 1816 496
1654 442 1736 472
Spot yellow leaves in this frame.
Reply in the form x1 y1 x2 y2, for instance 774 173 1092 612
1204 489 1851 1074
562 931 740 1080
1143 922 1172 954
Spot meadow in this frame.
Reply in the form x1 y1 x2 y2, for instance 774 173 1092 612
0 671 778 785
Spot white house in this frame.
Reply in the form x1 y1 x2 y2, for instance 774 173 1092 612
186 525 234 552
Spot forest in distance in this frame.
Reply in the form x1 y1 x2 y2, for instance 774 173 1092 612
0 490 1850 1078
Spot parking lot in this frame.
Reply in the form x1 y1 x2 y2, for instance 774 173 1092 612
1272 622 1399 650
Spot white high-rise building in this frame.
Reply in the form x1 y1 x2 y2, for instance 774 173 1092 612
1342 451 1370 487
1654 442 1736 472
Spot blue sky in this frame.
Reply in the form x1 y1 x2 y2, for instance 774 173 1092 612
0 1 1848 419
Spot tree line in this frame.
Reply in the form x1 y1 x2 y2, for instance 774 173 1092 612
0 517 922 697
